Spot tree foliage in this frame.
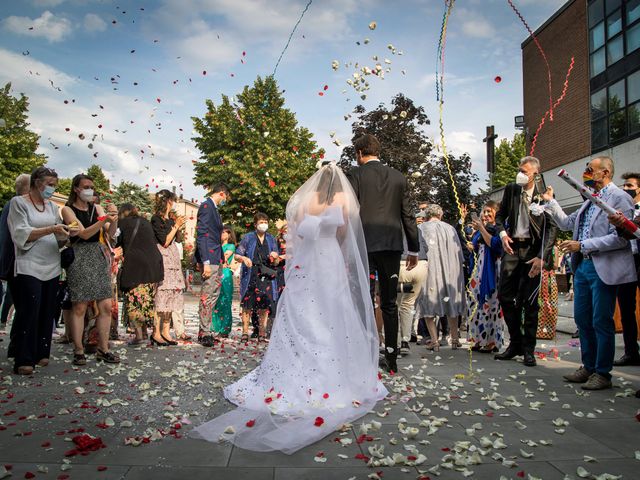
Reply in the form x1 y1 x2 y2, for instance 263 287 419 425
191 75 323 232
87 164 111 195
339 94 433 205
57 177 72 197
0 83 46 209
491 132 525 189
103 180 153 215
339 93 478 223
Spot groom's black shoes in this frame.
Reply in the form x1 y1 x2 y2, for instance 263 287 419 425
494 344 524 361
379 355 398 374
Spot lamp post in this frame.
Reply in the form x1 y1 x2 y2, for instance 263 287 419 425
483 125 498 191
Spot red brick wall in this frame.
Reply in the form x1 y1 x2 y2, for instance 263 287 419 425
522 0 590 172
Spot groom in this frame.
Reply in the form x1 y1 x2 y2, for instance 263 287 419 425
347 134 419 373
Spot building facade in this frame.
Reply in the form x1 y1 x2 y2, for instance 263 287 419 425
521 0 640 210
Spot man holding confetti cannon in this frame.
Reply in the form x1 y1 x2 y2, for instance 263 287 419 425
542 156 637 390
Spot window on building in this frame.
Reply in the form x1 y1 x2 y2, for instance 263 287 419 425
590 70 640 149
589 0 640 76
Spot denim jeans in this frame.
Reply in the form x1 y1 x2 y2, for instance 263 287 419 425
573 259 618 378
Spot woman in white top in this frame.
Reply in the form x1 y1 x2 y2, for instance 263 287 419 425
7 167 76 375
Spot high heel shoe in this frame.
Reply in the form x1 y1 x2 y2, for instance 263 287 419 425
451 339 462 350
161 334 178 346
150 336 170 347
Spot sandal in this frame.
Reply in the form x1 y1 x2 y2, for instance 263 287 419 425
451 339 462 350
96 349 120 364
240 334 249 343
178 334 192 341
73 353 87 366
258 335 269 343
425 341 440 352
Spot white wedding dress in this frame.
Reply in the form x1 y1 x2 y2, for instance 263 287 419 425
193 165 387 454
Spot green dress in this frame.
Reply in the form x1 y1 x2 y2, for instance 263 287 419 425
212 243 236 335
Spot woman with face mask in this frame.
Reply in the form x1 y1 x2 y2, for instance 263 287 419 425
467 201 505 353
7 167 74 374
234 212 280 343
150 190 186 346
61 174 119 366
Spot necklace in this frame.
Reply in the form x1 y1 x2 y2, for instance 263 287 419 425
29 193 45 213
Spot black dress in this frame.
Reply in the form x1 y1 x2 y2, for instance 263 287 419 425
242 238 276 313
117 216 164 291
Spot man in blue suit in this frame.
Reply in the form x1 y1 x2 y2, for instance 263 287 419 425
543 156 636 390
194 182 230 347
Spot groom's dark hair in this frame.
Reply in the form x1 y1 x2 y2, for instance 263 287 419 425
353 134 381 157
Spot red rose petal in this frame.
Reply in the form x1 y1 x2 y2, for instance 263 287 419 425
97 466 107 472
246 419 255 427
494 75 502 83
314 416 324 427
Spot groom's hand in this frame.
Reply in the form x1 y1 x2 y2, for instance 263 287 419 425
405 255 418 271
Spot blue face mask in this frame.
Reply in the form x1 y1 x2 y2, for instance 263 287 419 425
43 185 56 199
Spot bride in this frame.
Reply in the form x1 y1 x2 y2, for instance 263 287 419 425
192 162 387 454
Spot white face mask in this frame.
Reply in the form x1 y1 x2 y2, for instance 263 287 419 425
79 189 94 201
515 172 530 187
256 223 268 233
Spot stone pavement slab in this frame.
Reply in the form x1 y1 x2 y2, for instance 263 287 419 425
1 297 639 480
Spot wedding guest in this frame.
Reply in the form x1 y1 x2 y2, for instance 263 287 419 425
397 215 428 356
168 210 190 342
0 174 30 348
62 174 120 365
8 167 70 374
195 182 231 347
494 156 557 367
235 213 279 343
212 225 237 338
544 156 635 390
117 203 164 345
151 190 186 346
275 223 287 299
347 133 419 373
415 204 466 351
467 201 504 353
612 172 640 367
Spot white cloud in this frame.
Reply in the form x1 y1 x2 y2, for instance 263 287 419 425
0 48 77 92
2 11 73 43
31 0 68 6
83 13 106 33
461 18 493 39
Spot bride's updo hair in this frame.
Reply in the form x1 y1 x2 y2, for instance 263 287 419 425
316 165 343 204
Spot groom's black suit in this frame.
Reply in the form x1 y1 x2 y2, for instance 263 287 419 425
347 160 419 367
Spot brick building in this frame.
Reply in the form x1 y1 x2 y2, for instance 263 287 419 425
520 0 640 210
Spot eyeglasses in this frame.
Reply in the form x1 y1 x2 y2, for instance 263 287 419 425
584 165 594 173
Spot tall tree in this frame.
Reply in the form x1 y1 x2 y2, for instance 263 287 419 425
191 75 323 232
57 177 72 197
339 94 433 205
0 83 46 208
490 132 526 189
87 164 110 195
103 180 153 214
427 153 479 224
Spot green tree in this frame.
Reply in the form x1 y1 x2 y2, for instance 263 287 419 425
191 75 323 232
103 180 153 215
57 177 72 197
0 83 46 208
490 132 526 189
87 164 110 195
427 153 479 225
339 94 433 205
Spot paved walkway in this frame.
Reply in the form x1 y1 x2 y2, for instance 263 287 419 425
0 296 638 480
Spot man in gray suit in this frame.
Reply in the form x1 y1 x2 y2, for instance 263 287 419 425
542 156 636 390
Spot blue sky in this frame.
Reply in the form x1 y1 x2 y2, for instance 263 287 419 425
0 0 566 200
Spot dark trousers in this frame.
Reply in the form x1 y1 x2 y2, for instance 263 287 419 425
617 254 640 358
0 281 13 324
368 251 401 360
497 242 541 353
11 274 59 368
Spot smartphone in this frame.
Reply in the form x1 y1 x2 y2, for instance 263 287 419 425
533 173 547 194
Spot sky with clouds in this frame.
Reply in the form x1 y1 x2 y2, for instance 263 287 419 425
0 0 566 200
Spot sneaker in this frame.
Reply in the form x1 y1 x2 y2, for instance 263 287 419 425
563 366 592 383
400 341 410 356
581 373 612 390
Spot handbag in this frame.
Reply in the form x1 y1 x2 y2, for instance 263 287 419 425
61 246 75 269
257 263 277 280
